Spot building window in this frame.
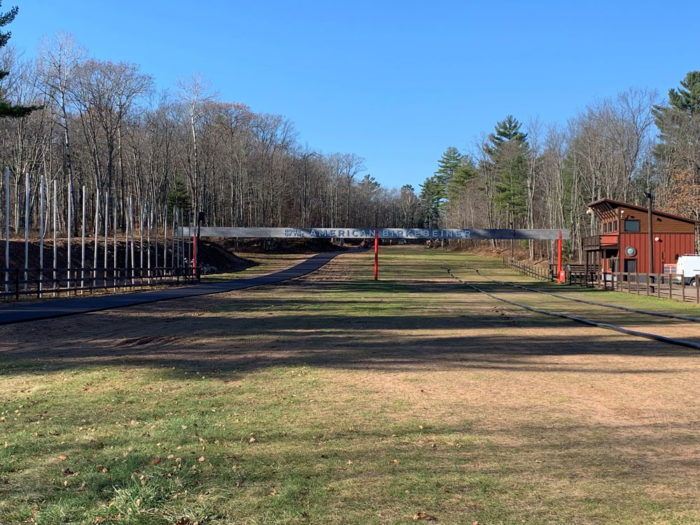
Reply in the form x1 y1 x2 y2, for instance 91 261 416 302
624 219 640 232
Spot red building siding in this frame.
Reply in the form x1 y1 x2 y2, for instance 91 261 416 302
585 199 698 279
618 233 695 274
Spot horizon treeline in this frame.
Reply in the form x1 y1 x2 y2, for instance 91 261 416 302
422 73 700 259
0 31 420 240
1 28 698 260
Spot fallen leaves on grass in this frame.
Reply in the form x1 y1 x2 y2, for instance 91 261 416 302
174 518 199 525
413 512 436 520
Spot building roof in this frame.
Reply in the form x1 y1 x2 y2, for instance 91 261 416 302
587 198 699 224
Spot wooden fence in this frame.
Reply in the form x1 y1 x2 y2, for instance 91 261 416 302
505 258 555 281
1 265 199 301
601 272 700 304
503 258 700 305
506 257 700 305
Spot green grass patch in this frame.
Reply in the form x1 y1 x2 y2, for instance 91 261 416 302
1 247 698 523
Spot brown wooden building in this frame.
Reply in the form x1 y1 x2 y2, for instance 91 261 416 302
583 198 697 276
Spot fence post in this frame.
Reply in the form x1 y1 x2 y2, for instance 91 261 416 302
93 188 99 288
681 276 685 302
67 179 72 292
129 197 135 285
113 194 117 289
39 175 44 297
103 191 109 287
147 202 152 285
53 180 57 295
81 185 86 291
4 167 9 295
24 173 29 292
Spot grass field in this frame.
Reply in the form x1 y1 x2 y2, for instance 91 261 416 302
1 247 698 524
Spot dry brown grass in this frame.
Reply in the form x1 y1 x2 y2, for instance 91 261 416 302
1 246 698 523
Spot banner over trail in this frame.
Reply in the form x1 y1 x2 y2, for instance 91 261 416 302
180 227 570 240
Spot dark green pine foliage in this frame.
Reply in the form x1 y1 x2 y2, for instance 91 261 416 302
167 178 192 217
446 156 477 203
666 71 700 113
419 175 445 228
0 2 40 118
420 147 463 228
652 71 700 166
484 115 529 222
435 146 463 186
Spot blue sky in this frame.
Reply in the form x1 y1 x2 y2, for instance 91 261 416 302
8 1 700 191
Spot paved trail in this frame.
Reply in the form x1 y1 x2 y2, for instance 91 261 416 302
0 252 344 325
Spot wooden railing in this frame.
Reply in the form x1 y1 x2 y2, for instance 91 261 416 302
506 259 600 286
600 271 700 304
505 258 555 281
505 258 699 304
582 235 601 250
0 265 199 302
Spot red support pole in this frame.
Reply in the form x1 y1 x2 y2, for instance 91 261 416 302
373 229 379 281
556 230 565 283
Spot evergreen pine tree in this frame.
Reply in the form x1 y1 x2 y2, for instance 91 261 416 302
419 175 445 228
419 147 466 228
0 2 40 118
652 71 700 166
665 71 700 114
446 157 477 203
652 72 700 218
435 146 463 186
167 178 192 217
484 115 529 223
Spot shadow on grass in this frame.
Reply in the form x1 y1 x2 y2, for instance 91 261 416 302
1 320 697 380
1 276 699 380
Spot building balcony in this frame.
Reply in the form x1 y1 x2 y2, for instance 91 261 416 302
583 234 619 251
583 235 600 251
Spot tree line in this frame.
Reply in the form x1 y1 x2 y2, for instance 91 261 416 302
0 28 420 238
420 74 700 259
1 4 698 261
